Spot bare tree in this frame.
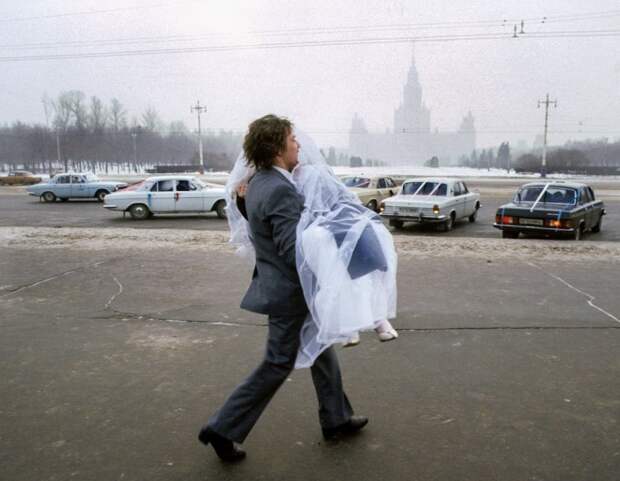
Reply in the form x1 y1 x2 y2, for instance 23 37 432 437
88 96 108 133
168 121 190 136
141 106 161 132
51 93 73 132
66 90 87 130
109 98 127 134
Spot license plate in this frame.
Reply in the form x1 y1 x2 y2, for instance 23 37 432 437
519 218 543 226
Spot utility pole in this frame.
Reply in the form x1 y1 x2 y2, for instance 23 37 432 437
131 132 137 165
191 100 207 171
537 93 557 178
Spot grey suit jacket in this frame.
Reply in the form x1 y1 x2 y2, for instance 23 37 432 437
240 168 308 317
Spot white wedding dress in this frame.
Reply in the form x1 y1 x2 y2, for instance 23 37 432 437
226 129 397 368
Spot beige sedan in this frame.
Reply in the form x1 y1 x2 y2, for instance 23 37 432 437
342 176 399 212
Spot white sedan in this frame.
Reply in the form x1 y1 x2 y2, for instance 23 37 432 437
103 175 227 220
380 178 481 231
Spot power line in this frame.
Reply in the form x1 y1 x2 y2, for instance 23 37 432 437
0 1 192 23
2 9 620 51
1 29 619 63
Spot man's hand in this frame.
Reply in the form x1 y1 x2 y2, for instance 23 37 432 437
236 182 248 199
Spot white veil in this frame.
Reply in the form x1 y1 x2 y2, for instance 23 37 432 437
226 129 397 368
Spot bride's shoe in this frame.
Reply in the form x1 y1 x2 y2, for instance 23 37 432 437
342 332 360 348
375 320 398 342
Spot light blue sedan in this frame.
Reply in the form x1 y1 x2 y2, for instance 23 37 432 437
26 173 128 202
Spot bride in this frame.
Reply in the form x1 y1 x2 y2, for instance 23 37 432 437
226 128 398 368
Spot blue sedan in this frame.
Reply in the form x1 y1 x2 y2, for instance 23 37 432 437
26 173 128 202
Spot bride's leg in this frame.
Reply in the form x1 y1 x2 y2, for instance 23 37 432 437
375 320 398 342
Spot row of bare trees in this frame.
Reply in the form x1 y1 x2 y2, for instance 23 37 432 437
1 91 242 174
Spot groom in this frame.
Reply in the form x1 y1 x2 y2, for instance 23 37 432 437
199 114 367 462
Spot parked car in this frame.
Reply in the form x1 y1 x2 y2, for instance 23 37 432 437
8 170 35 177
342 175 399 211
494 182 605 240
103 175 227 220
380 178 481 231
26 173 127 202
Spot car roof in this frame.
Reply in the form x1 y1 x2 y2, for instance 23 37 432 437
519 181 588 189
402 177 455 184
53 172 94 176
341 175 388 180
144 175 199 181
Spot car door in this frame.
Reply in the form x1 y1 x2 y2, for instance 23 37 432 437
451 182 464 218
54 175 72 198
70 175 89 198
149 179 175 212
580 187 595 229
385 177 397 198
461 181 475 215
588 187 603 224
376 177 388 202
174 179 204 212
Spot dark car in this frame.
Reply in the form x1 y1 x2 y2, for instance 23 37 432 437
494 182 605 240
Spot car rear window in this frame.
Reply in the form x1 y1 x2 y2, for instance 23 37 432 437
342 177 370 188
516 186 577 204
402 181 447 196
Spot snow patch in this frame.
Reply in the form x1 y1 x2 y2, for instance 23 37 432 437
1 226 619 262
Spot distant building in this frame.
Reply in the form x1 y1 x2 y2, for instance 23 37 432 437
348 49 476 166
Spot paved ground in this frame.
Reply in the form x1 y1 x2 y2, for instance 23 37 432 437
2 185 620 240
1 230 619 481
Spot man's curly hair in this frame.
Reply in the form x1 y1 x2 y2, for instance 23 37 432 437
243 114 293 170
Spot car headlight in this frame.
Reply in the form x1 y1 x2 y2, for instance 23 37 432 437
379 202 385 213
432 204 440 215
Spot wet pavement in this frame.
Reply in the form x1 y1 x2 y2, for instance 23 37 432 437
1 239 619 481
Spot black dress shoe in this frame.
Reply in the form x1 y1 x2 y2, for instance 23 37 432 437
322 415 369 440
198 426 246 462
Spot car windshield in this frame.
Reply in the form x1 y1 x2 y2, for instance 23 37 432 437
193 179 207 189
342 177 370 188
138 180 156 191
515 186 577 205
402 181 447 196
85 173 99 182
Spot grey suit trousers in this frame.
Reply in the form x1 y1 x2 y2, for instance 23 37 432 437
207 314 353 443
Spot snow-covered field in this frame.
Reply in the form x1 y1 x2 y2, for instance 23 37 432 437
332 166 620 182
9 165 620 185
2 226 619 263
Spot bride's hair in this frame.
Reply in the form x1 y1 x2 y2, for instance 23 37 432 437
243 114 293 170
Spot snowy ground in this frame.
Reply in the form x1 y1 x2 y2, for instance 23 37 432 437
7 166 620 187
2 226 619 263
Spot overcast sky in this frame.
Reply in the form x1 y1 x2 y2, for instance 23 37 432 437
0 0 619 150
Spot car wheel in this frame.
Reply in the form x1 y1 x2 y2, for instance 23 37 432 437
95 190 109 202
366 200 378 212
214 200 227 219
442 212 455 232
128 204 151 220
502 230 519 239
389 219 404 229
469 203 480 222
573 223 584 241
42 191 56 203
591 215 603 233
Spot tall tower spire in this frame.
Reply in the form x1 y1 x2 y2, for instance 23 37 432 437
394 43 430 134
